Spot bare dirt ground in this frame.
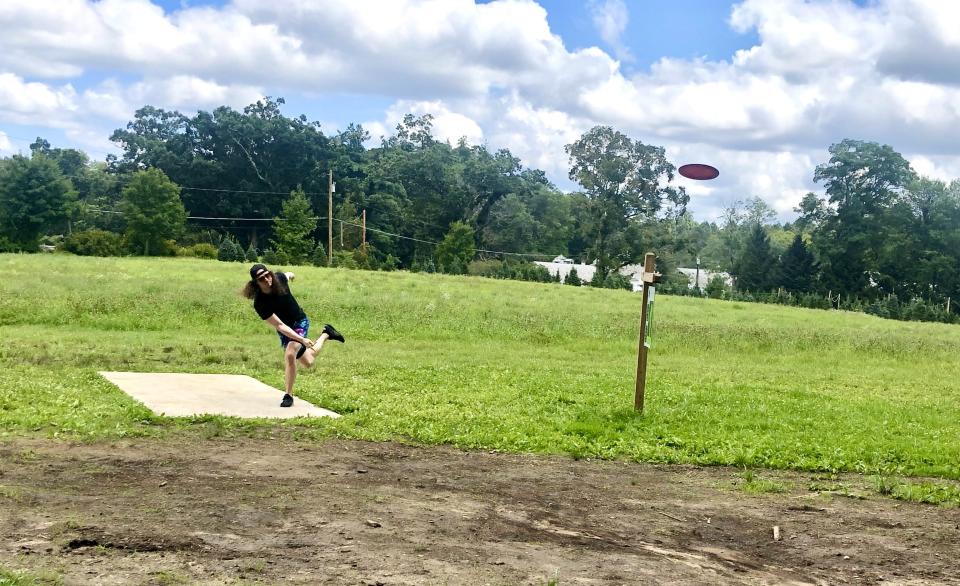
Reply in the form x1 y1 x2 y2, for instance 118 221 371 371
1 435 958 585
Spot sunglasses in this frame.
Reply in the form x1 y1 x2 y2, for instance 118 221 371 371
256 272 271 282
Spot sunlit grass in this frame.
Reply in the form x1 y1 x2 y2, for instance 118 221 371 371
0 567 62 586
1 253 959 484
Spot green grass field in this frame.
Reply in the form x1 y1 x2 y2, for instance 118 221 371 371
2 253 959 493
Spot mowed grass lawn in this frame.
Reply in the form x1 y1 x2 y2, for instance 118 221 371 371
2 254 959 486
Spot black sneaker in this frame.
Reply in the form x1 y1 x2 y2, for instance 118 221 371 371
280 393 293 408
323 323 345 343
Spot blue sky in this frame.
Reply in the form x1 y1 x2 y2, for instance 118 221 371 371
537 1 758 68
3 0 960 222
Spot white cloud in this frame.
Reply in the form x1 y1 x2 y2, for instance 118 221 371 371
588 0 632 62
484 95 587 186
729 0 881 76
378 100 485 146
0 131 13 154
0 73 78 124
125 77 264 112
666 142 823 221
906 154 960 184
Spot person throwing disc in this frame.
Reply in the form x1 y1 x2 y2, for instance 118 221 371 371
242 263 345 407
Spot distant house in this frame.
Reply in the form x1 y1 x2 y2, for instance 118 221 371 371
535 259 651 289
677 268 733 289
535 258 731 292
534 259 597 284
618 264 647 292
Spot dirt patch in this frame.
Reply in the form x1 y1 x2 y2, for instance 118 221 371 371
1 435 958 585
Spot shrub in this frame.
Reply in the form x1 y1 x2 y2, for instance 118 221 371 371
468 259 503 276
705 275 728 299
0 236 19 253
310 242 327 267
64 229 124 257
271 249 290 265
590 269 606 287
380 254 399 271
332 250 357 269
604 272 633 290
189 243 218 259
178 243 217 259
217 238 244 262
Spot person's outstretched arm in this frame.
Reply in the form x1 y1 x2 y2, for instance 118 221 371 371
263 314 312 348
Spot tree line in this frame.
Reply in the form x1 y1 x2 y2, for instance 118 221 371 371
0 97 957 322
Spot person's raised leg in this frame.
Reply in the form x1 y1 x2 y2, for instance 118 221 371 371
298 332 329 368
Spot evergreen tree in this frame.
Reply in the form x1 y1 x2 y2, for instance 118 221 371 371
734 224 777 292
0 154 74 251
589 267 607 287
435 222 475 273
604 272 632 290
262 248 279 264
565 267 582 286
310 241 327 267
779 234 817 293
120 168 185 256
218 237 243 262
271 187 317 265
245 243 258 262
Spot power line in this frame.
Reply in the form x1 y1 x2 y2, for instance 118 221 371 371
336 218 555 259
85 207 559 259
179 186 326 196
0 131 44 143
87 208 330 222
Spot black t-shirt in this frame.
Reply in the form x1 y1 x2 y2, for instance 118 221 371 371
253 272 307 326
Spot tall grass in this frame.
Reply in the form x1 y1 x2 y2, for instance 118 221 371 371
2 254 959 481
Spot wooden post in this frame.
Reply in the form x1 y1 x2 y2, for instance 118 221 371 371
362 209 367 252
327 170 333 267
635 252 661 412
339 220 343 247
947 297 952 314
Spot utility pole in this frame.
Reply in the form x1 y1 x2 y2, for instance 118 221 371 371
362 209 366 252
327 170 333 267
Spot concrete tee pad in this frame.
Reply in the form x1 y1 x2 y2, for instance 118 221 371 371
99 372 340 419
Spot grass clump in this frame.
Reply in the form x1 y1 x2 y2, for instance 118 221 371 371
890 481 960 507
740 469 788 494
0 568 62 586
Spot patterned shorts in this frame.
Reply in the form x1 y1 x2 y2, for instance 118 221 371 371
278 317 310 359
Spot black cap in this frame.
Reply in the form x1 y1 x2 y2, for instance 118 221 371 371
250 263 268 280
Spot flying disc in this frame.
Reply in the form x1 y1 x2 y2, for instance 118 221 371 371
678 163 719 180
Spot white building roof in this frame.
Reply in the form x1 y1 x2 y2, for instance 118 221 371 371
534 261 596 284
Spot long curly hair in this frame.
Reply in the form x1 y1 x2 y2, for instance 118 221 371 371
241 269 289 299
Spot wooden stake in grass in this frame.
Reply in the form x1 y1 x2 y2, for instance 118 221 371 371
328 170 334 267
635 252 662 412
